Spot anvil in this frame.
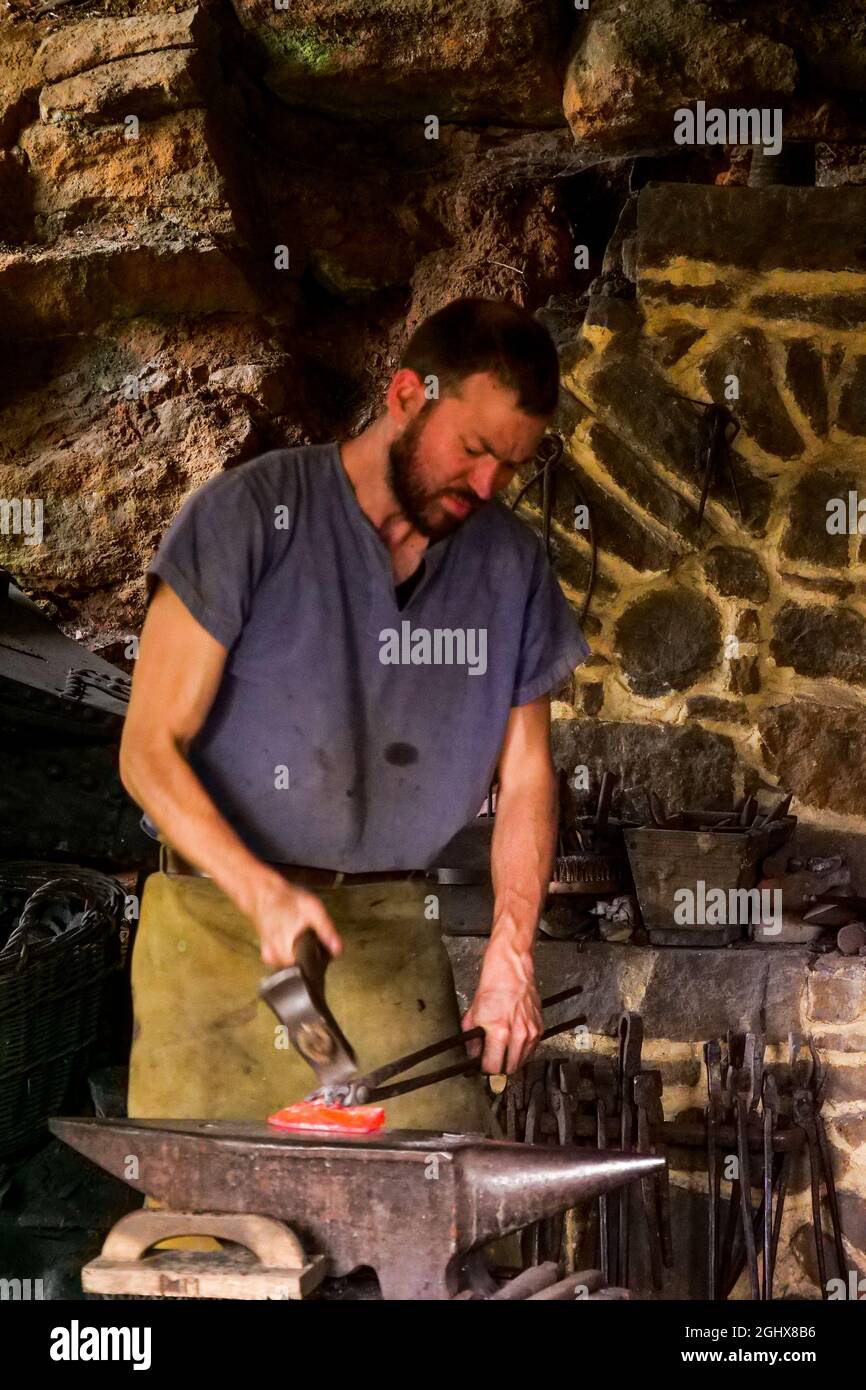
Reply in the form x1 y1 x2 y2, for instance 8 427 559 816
51 1117 664 1300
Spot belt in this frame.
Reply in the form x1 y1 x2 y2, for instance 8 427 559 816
159 843 421 887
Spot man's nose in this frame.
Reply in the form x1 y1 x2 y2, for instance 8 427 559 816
466 457 509 501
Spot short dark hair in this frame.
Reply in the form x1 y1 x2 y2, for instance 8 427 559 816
400 297 560 417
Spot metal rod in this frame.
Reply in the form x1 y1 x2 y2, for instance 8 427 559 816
359 985 585 1092
369 1013 587 1103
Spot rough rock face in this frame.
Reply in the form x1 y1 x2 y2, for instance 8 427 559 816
2 3 864 648
228 0 569 124
552 717 738 816
0 0 589 639
563 0 866 156
564 0 798 155
759 704 866 819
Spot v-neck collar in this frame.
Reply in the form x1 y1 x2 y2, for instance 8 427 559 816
330 440 455 600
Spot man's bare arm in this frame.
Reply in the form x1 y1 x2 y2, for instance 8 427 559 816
461 694 556 1073
119 581 342 964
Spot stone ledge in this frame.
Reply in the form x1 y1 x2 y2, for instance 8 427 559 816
445 938 812 1042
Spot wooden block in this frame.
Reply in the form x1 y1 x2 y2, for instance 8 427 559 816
81 1209 326 1300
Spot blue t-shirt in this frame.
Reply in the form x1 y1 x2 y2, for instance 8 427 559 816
143 442 590 870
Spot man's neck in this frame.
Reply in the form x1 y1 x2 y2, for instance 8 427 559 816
338 424 430 570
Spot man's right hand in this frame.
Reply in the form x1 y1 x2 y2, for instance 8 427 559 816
251 873 344 969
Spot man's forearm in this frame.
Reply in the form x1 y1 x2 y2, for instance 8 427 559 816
486 766 557 967
120 736 281 919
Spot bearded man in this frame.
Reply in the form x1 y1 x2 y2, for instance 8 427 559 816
120 297 590 1133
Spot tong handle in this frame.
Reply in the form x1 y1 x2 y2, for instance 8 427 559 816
368 1011 588 1104
356 984 584 1094
362 1026 485 1092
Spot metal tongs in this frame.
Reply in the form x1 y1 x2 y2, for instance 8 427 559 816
307 985 586 1108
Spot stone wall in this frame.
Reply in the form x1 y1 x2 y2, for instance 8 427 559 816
546 185 866 881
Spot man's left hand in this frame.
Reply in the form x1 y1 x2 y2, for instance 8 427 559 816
462 949 543 1074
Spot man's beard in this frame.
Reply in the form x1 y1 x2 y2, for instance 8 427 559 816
387 408 480 542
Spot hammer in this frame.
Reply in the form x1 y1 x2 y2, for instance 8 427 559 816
259 930 357 1089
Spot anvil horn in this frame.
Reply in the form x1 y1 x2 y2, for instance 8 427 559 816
460 1146 665 1243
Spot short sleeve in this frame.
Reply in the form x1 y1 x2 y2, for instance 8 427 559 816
145 465 271 650
511 538 591 706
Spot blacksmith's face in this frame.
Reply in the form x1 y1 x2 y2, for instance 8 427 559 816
387 371 547 541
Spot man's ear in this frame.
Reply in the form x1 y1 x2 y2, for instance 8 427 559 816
386 367 427 425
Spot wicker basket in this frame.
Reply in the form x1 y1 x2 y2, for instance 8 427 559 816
0 861 125 1159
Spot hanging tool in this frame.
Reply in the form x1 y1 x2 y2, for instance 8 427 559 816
615 1012 644 1286
509 431 597 627
762 1072 778 1300
736 1033 764 1300
705 1031 844 1302
791 1036 847 1297
668 390 742 528
719 1032 764 1300
634 1070 672 1289
705 1039 723 1299
594 1059 617 1283
717 1031 742 1290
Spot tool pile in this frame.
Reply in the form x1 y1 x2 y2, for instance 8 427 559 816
498 1011 673 1293
704 1031 846 1300
552 768 630 896
624 792 796 946
452 1256 632 1301
758 849 866 950
638 791 793 835
546 782 803 946
494 1020 847 1301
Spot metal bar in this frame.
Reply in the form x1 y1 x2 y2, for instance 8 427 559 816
634 1079 664 1289
762 1075 777 1300
771 1152 792 1273
815 1111 847 1281
706 1040 722 1300
490 1263 560 1300
735 1092 761 1299
536 1113 805 1151
616 1013 643 1286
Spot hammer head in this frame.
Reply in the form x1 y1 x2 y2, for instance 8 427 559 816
259 930 357 1088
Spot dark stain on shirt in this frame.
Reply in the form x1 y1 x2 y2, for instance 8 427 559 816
384 741 419 766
